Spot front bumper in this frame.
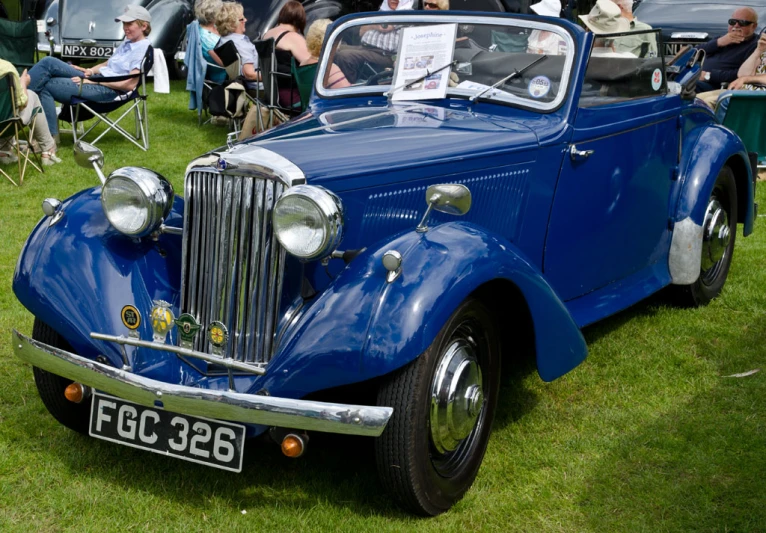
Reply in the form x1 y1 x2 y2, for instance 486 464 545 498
12 330 392 437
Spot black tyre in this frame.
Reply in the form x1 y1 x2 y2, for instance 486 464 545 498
31 319 91 434
676 166 738 306
375 298 500 516
167 47 188 80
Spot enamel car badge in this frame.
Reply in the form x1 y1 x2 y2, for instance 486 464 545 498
207 321 228 355
150 300 174 343
174 313 201 349
121 305 141 338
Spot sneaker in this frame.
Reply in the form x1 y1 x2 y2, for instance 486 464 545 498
0 150 18 165
41 151 62 166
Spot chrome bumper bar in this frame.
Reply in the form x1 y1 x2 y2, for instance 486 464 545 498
12 330 392 437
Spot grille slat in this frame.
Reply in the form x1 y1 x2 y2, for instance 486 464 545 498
181 170 286 367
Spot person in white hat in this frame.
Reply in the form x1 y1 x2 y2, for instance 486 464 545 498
26 5 152 142
528 0 567 55
579 0 635 57
579 0 629 34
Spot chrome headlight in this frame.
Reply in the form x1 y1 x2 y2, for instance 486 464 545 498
100 167 174 237
273 185 344 260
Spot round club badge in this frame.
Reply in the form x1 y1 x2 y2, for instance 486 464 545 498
651 68 662 91
121 305 141 330
207 321 229 348
528 76 551 99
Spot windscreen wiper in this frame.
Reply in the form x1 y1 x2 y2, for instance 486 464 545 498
469 55 548 103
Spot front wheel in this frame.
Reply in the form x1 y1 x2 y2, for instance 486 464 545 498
675 166 738 306
375 298 500 515
31 319 91 434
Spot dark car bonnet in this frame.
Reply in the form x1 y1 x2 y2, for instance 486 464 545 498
60 0 150 41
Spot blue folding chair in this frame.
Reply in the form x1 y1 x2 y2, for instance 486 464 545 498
58 46 154 151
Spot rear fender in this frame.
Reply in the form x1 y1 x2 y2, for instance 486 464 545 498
12 187 185 378
261 221 587 398
146 0 193 53
670 124 754 284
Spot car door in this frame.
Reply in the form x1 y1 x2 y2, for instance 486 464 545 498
543 32 680 302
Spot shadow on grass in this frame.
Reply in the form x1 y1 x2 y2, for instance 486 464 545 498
577 313 766 531
12 407 410 517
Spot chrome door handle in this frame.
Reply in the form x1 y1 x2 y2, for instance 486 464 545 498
569 145 594 161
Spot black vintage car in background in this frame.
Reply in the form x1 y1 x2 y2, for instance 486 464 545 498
634 0 766 55
37 0 194 77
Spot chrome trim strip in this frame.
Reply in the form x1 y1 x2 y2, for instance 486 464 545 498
90 332 266 374
13 330 392 437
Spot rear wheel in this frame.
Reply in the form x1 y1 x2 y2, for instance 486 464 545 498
31 319 91 434
375 298 500 515
676 166 738 306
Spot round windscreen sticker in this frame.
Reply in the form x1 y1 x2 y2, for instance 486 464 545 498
651 68 662 91
528 76 551 99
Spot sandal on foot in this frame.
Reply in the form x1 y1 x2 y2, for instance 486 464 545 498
0 150 18 165
42 151 62 166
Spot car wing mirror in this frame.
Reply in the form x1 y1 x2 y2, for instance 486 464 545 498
74 141 106 184
416 184 472 233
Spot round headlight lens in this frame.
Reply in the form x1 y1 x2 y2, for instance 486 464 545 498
101 167 174 237
273 185 343 260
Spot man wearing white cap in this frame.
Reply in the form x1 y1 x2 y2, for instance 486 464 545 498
27 5 152 141
528 0 567 55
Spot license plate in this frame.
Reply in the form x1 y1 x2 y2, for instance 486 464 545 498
89 393 245 472
62 44 115 58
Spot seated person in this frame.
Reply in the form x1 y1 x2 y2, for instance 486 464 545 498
27 5 151 143
580 0 633 57
334 0 411 84
0 60 60 165
216 1 261 90
195 0 226 82
527 0 566 55
262 1 311 108
696 7 759 92
302 19 350 89
423 0 448 9
613 0 657 57
698 31 766 118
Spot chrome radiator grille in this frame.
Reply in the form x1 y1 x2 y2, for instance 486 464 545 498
181 170 287 365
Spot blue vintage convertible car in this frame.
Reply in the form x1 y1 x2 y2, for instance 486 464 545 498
12 11 755 515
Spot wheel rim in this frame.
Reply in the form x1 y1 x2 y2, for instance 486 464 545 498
700 194 731 285
429 322 486 477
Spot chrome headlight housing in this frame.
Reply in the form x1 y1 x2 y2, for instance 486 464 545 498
100 167 174 238
273 185 344 260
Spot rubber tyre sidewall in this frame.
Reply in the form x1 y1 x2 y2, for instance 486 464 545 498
682 166 738 306
375 298 500 516
31 319 91 434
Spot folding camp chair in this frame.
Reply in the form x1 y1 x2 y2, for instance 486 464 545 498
0 18 39 73
291 57 317 113
58 45 154 151
716 90 766 170
184 20 228 125
253 38 301 124
0 72 43 186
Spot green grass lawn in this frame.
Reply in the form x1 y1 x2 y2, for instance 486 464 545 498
1 81 765 532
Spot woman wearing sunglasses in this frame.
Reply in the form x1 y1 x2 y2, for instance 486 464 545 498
697 7 759 92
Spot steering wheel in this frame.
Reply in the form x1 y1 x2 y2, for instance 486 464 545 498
365 69 394 86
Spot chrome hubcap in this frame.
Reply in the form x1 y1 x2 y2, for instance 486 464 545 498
430 338 483 454
701 198 730 274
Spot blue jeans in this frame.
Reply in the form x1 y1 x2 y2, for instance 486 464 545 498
27 56 122 136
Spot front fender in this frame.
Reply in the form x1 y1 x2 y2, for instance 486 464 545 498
12 188 185 378
262 222 587 398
